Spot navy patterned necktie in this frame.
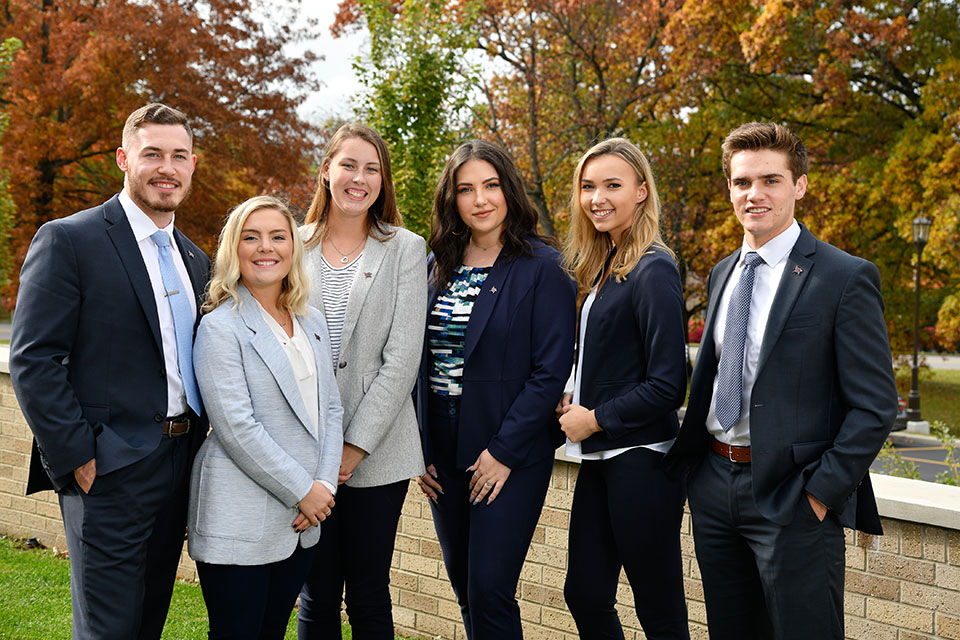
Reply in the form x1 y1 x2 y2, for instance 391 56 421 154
150 230 201 415
715 251 765 431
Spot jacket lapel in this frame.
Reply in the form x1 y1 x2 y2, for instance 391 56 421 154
464 253 514 364
757 225 817 373
703 248 741 347
239 286 316 438
103 196 163 354
339 235 387 353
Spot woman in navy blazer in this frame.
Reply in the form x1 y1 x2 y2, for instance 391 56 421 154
559 139 689 639
415 140 576 640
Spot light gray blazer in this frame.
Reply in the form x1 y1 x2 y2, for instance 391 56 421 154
302 224 427 487
187 284 343 565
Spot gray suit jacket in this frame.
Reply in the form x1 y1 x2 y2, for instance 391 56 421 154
302 225 427 487
187 285 343 565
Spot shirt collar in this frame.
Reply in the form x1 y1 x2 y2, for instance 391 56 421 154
119 189 177 243
738 219 800 268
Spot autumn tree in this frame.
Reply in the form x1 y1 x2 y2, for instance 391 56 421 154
662 0 960 353
0 0 321 308
0 37 21 292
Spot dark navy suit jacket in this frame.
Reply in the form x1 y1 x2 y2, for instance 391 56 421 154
416 240 576 471
665 224 897 534
11 194 210 494
576 247 687 454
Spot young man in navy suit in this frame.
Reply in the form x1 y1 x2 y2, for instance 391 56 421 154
666 122 897 639
10 103 210 639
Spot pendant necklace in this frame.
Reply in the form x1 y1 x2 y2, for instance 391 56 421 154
329 236 364 264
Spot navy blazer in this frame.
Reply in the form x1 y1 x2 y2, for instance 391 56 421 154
576 247 687 454
665 224 897 534
11 195 210 493
416 240 576 471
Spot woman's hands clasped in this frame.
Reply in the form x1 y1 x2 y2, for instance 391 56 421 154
559 401 603 443
467 449 511 506
292 480 336 533
415 449 512 506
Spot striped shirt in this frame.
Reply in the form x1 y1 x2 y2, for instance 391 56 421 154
318 254 362 369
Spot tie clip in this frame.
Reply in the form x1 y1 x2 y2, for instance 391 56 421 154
165 289 180 297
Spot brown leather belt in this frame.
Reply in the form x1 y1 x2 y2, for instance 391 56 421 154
711 436 751 463
163 416 191 437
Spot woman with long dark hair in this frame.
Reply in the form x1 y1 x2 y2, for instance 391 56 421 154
415 140 576 639
560 138 689 639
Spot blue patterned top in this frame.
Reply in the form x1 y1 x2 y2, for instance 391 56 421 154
427 265 491 396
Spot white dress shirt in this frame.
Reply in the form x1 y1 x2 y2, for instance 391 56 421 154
119 190 197 417
706 220 801 446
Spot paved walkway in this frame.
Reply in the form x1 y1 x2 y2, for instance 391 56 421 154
872 431 957 483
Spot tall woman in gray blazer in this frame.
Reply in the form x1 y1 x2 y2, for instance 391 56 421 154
297 123 427 640
188 196 343 640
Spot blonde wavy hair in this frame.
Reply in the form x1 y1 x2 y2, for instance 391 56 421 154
203 195 310 315
562 138 675 292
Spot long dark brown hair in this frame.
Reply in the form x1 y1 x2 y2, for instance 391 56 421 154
429 140 555 287
303 123 401 248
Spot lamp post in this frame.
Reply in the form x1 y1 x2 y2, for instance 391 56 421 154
907 215 932 423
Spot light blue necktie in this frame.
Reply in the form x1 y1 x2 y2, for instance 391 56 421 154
150 230 201 415
715 251 765 431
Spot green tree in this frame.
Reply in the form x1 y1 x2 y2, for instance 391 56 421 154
348 0 480 239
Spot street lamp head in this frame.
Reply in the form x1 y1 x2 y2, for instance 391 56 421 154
912 215 932 249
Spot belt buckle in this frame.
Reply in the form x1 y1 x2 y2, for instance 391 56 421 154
727 445 738 463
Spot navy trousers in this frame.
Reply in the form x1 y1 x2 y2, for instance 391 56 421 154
687 449 845 640
59 432 192 640
198 543 317 640
427 393 553 640
564 446 689 640
297 480 408 639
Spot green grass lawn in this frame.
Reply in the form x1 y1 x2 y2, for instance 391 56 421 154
0 536 357 639
902 368 960 435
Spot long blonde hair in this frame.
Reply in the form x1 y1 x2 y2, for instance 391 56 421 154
562 138 675 292
203 195 310 314
302 123 401 248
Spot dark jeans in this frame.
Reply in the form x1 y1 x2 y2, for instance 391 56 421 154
564 446 689 640
427 393 553 640
297 480 408 640
198 544 317 640
59 432 191 640
687 450 845 640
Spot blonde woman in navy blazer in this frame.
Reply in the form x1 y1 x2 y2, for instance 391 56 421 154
559 139 689 639
415 140 576 640
188 196 343 640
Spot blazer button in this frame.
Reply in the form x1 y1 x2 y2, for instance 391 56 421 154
154 413 164 422
160 369 166 378
338 361 347 369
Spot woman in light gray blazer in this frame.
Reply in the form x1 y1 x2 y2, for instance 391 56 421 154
297 123 427 640
188 196 343 640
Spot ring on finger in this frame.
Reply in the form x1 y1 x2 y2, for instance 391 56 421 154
484 481 492 487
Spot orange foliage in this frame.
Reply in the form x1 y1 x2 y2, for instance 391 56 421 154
1 0 321 309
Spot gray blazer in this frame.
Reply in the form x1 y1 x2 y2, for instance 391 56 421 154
187 285 343 565
302 224 427 487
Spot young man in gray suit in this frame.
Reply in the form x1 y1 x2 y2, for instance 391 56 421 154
10 103 210 639
666 122 897 639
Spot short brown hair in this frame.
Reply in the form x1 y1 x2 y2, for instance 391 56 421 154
721 122 807 183
122 103 193 148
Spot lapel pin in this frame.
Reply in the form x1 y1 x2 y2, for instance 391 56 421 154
793 265 803 276
314 333 322 342
364 272 372 279
490 287 497 294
